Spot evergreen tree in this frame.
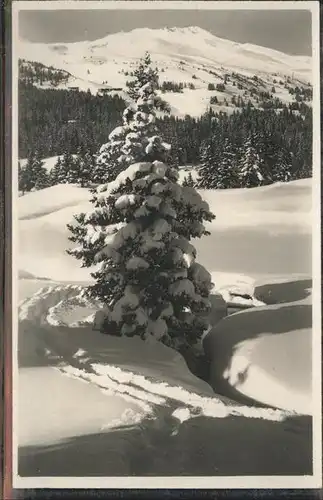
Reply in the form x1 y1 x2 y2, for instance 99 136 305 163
67 154 81 184
93 120 131 183
182 172 195 187
33 151 50 190
19 151 49 192
93 53 168 185
272 148 292 182
239 135 265 187
50 156 63 185
68 79 215 350
126 52 159 100
34 166 50 190
126 52 170 113
215 139 239 189
78 151 95 187
18 161 32 194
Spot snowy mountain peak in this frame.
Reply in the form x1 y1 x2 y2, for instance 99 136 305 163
18 25 312 117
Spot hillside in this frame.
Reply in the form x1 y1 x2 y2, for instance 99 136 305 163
18 178 311 283
18 26 312 118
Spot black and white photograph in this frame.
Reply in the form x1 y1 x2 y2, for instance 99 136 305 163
12 0 321 489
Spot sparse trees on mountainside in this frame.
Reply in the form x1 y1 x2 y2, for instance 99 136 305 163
19 59 70 87
68 75 215 351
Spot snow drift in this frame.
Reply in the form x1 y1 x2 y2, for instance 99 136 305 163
204 278 312 414
18 178 312 282
18 281 312 476
17 177 313 476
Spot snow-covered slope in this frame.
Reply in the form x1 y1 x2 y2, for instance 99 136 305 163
18 26 312 117
19 287 312 477
17 179 313 476
18 178 312 283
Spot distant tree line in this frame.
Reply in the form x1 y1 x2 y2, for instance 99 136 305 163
19 81 126 158
159 106 312 180
19 80 312 184
19 148 96 194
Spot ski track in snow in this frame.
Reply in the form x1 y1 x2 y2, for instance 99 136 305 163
19 284 296 430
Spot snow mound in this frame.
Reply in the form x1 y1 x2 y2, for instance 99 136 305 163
19 184 91 220
204 278 312 415
200 178 312 232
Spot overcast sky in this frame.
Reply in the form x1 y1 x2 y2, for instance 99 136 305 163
19 9 312 56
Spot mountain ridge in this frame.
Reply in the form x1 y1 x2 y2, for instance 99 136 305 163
18 26 312 118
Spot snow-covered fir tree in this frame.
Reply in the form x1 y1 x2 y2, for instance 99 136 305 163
126 51 170 113
78 151 95 187
93 123 131 184
68 79 215 350
18 161 26 194
239 135 265 187
126 52 159 101
18 161 31 195
93 53 168 185
34 165 51 190
215 139 239 189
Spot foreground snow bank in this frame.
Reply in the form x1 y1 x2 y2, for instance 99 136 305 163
204 278 312 414
19 366 146 448
19 283 291 421
18 281 312 476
